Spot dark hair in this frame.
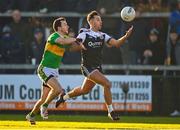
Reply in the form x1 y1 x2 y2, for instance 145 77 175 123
87 11 100 23
53 17 66 31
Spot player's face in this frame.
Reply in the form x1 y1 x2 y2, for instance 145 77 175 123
60 21 69 34
92 15 102 30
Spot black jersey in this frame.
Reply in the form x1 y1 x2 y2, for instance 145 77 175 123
77 28 112 67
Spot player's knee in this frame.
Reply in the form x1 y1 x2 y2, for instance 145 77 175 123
56 88 61 94
39 98 46 103
53 87 61 95
81 89 90 95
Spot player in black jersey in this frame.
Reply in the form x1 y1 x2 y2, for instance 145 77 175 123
56 11 133 121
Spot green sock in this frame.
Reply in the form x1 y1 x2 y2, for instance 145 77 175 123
43 103 48 108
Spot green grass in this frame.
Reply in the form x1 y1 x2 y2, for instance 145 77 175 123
0 114 180 124
1 114 180 129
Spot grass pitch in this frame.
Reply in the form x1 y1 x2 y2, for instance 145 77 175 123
0 114 180 130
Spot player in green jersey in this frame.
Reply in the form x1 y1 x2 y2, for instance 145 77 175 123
26 17 85 125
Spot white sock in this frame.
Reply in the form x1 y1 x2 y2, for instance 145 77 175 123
63 94 70 100
107 104 114 113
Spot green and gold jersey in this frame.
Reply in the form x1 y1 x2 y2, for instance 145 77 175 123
40 32 70 68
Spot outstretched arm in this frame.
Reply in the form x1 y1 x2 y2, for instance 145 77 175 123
55 37 77 45
68 30 87 51
55 37 86 51
108 26 133 48
69 38 86 52
69 43 85 51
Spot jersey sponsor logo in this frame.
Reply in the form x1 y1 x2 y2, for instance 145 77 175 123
88 36 93 39
88 41 103 48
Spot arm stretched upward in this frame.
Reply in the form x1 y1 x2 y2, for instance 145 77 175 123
108 26 133 48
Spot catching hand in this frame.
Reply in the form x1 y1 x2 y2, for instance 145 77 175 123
125 26 133 38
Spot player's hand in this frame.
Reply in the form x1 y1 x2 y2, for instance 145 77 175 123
125 25 133 38
75 38 87 50
79 43 87 50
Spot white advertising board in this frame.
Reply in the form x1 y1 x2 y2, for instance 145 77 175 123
0 75 152 111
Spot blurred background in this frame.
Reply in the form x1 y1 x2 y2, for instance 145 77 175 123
0 0 180 117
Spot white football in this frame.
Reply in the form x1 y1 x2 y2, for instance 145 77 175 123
121 6 136 22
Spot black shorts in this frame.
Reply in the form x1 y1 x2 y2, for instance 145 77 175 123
81 65 103 77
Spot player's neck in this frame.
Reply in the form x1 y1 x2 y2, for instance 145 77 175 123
90 27 99 32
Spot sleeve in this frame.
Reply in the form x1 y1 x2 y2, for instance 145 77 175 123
104 33 112 44
47 33 59 44
76 32 86 43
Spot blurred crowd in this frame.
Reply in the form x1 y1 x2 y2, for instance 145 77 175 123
0 0 180 68
0 0 172 13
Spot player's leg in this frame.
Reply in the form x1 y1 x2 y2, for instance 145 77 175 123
89 70 112 104
30 84 51 115
55 65 96 108
68 78 95 97
44 77 64 104
26 84 51 124
55 78 95 108
40 77 64 118
88 70 119 121
67 65 96 97
37 65 64 119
